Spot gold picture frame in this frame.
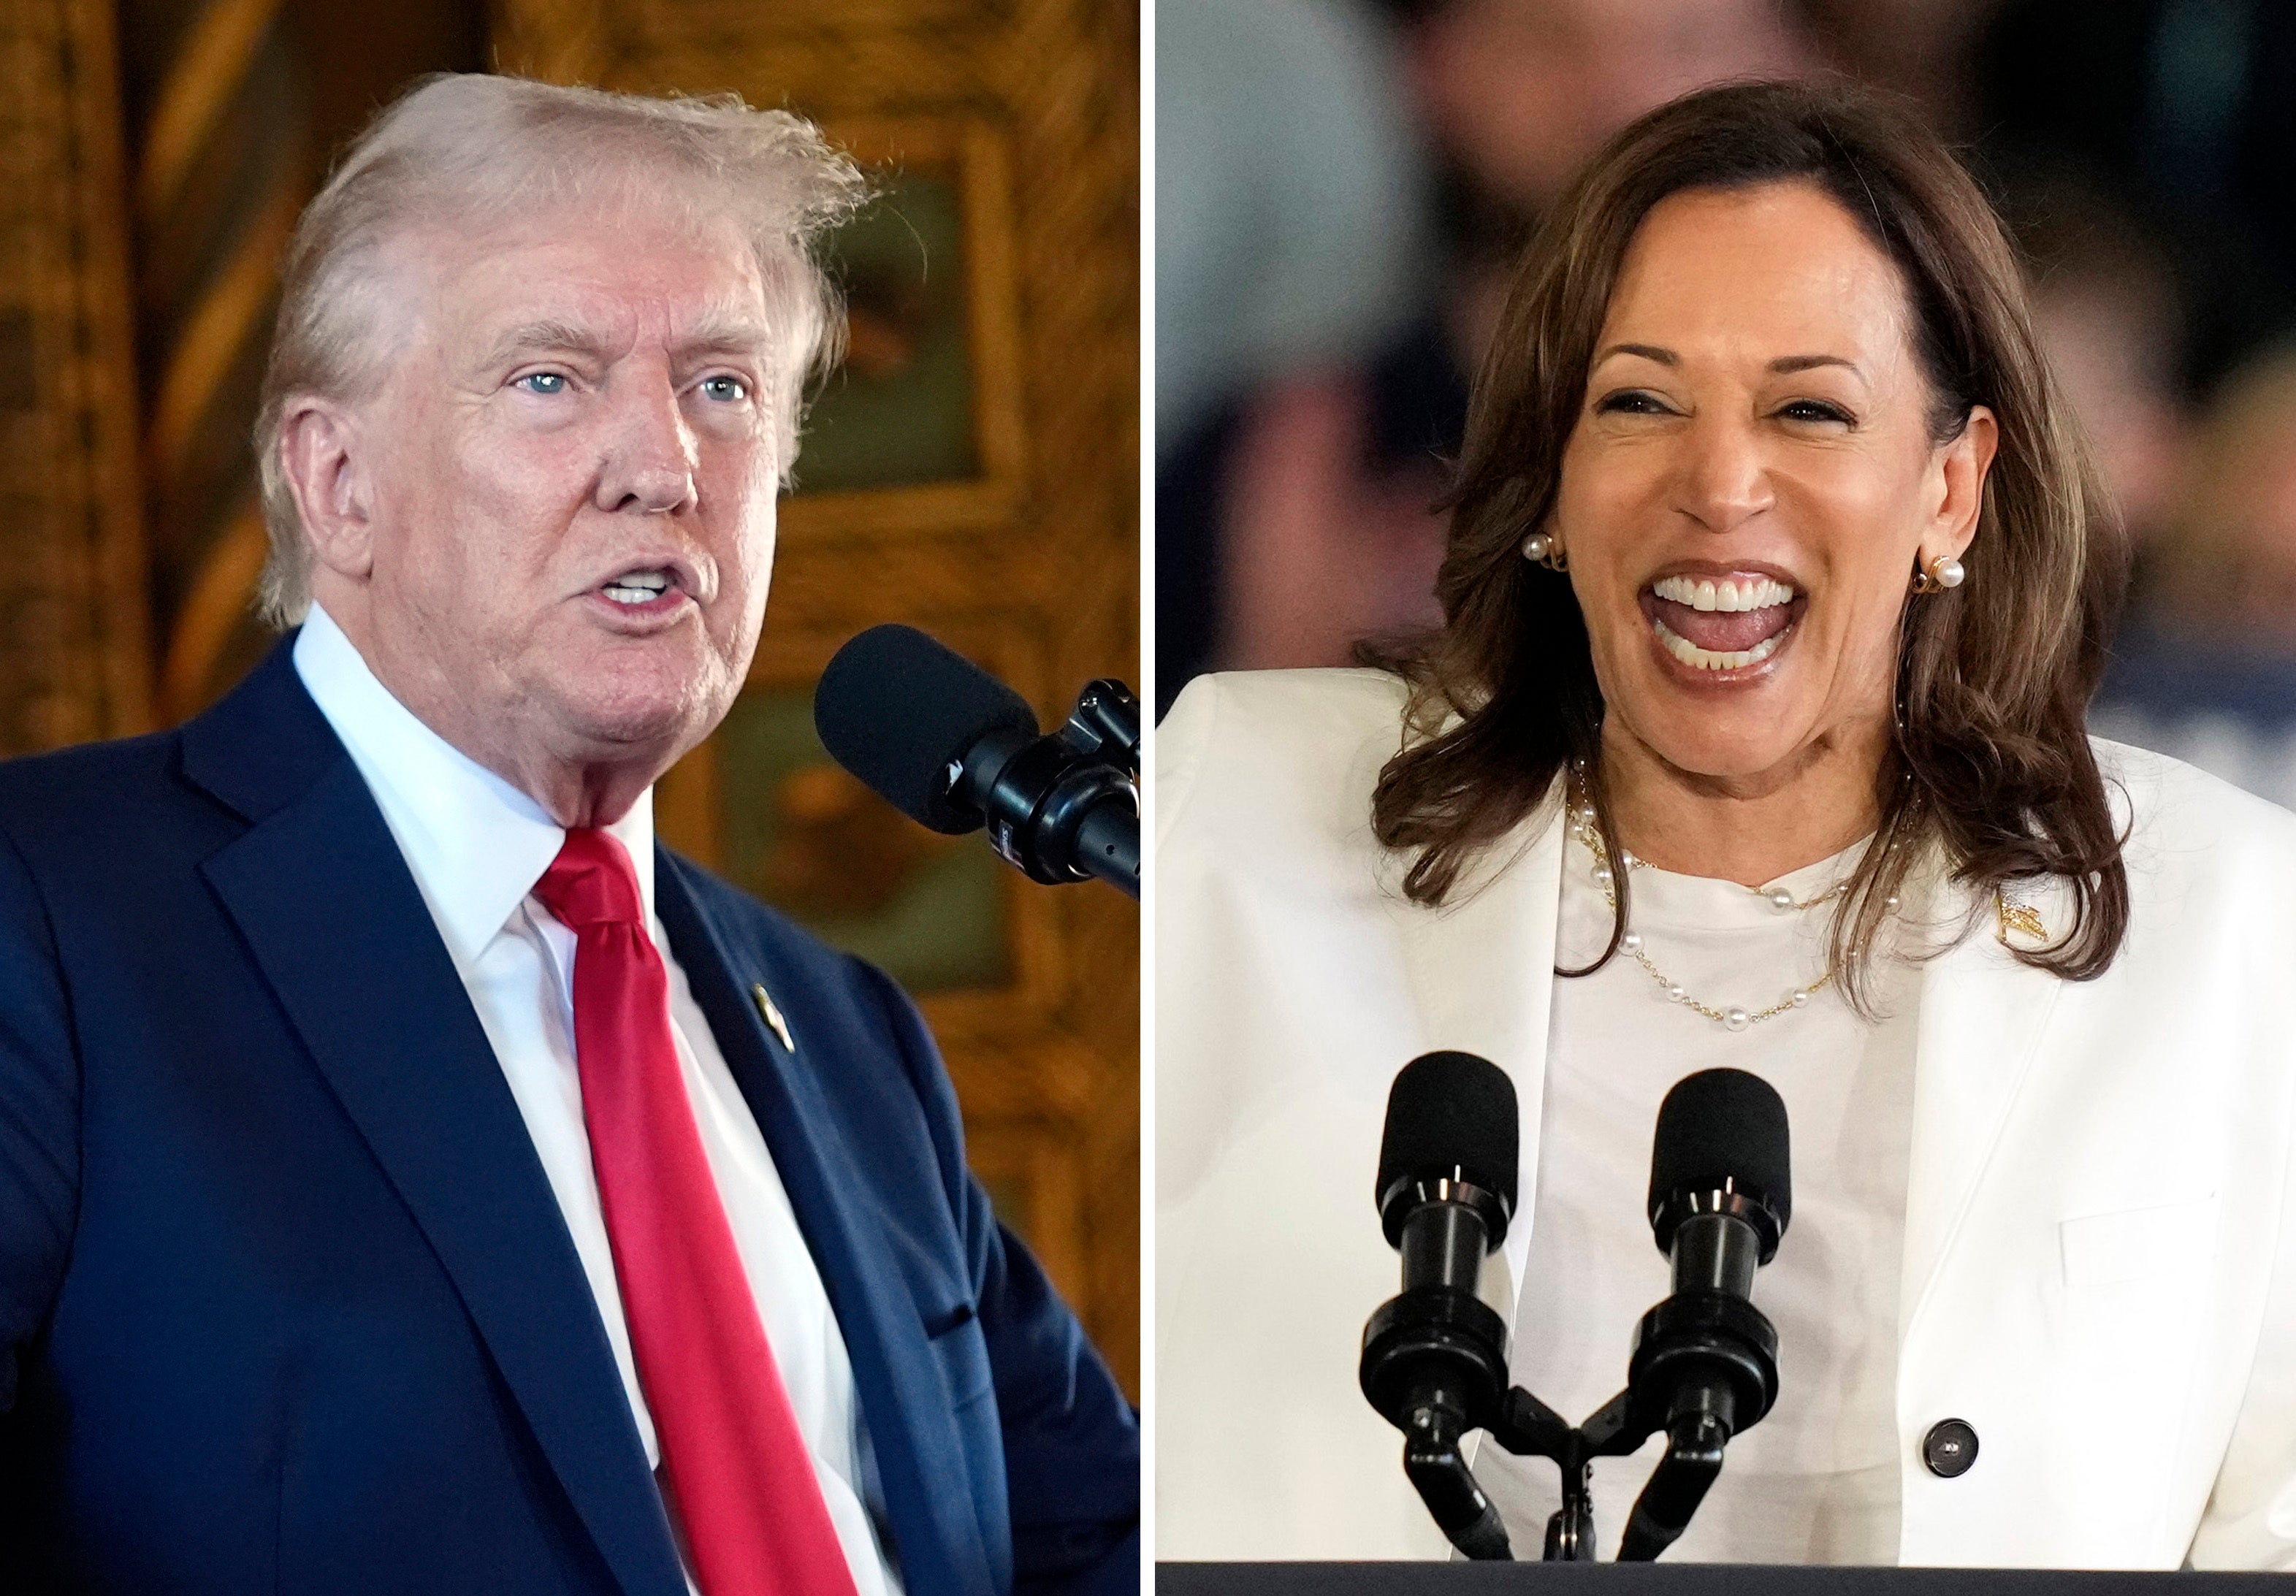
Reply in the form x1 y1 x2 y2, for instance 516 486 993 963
782 114 1027 541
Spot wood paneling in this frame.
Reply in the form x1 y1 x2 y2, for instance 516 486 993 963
0 0 150 752
118 0 487 722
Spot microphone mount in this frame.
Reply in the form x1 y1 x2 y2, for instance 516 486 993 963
1365 1064 1789 1562
1362 1180 1782 1563
1359 1172 1518 1559
951 678 1140 896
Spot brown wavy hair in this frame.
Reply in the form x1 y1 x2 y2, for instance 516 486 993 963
1369 79 2131 1000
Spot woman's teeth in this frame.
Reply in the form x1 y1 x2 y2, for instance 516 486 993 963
1650 573 1796 611
1652 616 1791 671
1644 573 1797 671
603 570 673 605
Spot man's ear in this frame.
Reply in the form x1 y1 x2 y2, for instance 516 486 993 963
277 397 375 581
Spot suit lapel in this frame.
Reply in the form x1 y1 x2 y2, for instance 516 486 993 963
1898 874 2070 1343
1389 787 1565 1316
655 856 995 1596
186 646 685 1596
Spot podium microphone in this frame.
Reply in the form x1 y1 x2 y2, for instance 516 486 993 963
1358 1051 1520 1560
813 625 1140 898
1362 1061 1791 1562
1617 1068 1792 1559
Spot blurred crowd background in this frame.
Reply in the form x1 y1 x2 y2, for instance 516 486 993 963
1156 0 2296 809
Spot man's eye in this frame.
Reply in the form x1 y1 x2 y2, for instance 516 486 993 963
700 375 749 402
514 373 568 395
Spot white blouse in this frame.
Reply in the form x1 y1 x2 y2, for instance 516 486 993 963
1476 834 1917 1564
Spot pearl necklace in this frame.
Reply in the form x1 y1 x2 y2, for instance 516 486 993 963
1565 802 1896 1032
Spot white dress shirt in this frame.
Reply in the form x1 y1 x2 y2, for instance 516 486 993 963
294 606 901 1595
1478 836 1916 1563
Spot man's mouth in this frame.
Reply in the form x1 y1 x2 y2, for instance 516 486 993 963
1642 573 1801 672
600 568 679 606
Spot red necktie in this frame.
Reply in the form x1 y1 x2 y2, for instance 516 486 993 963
533 828 861 1596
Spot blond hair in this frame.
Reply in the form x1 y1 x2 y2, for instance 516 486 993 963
252 73 866 625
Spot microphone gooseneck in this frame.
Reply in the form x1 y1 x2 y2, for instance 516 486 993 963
812 625 1140 897
1359 1051 1521 1561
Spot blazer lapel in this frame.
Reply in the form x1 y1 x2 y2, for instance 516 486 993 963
1389 787 1566 1316
1898 874 2071 1345
186 648 686 1596
654 856 995 1596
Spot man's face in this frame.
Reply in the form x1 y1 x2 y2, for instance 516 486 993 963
346 196 783 793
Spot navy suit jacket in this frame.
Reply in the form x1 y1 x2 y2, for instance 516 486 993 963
0 639 1138 1594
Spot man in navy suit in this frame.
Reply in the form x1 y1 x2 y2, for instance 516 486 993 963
0 74 1137 1595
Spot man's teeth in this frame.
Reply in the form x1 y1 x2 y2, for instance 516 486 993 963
602 570 674 606
1650 573 1796 612
1652 616 1791 671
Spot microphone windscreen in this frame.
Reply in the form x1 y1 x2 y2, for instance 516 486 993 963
814 625 1038 835
1376 1050 1519 1218
1649 1068 1792 1238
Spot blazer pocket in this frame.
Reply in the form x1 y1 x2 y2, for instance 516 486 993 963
2059 1194 2219 1288
924 1300 995 1409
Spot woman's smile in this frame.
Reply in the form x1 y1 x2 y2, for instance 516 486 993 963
1638 567 1809 679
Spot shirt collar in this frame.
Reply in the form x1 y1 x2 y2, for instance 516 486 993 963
292 603 656 970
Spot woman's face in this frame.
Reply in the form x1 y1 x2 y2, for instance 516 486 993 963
1555 180 1996 790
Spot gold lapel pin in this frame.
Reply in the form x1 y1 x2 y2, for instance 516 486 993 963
1994 890 2046 947
751 983 796 1054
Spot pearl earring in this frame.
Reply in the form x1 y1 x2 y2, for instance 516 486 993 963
1521 532 1568 572
1911 553 1966 594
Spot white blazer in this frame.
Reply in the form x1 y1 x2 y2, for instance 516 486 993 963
1155 667 2296 1569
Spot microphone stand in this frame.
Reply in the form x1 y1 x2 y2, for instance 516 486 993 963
1368 1284 1777 1563
1482 1375 1731 1562
1368 1073 1790 1565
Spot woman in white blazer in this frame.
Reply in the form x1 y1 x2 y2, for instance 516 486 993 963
1156 80 2296 1569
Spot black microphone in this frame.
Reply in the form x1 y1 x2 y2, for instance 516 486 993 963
1359 1051 1520 1560
1617 1068 1792 1559
812 625 1139 898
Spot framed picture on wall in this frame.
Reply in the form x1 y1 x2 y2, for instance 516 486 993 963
783 115 1026 538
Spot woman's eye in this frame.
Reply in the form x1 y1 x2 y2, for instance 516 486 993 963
1596 389 1671 416
514 372 568 396
699 375 750 402
1778 399 1853 425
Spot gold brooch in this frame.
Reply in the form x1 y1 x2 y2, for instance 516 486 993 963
1995 891 2045 946
751 983 796 1053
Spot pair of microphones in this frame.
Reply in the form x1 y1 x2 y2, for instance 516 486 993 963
1361 1052 1792 1562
